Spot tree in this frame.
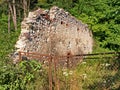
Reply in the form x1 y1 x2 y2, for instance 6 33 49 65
8 7 10 33
8 0 17 31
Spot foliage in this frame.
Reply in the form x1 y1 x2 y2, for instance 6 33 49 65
0 60 48 90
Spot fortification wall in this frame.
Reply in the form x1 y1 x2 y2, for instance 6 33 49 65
14 6 93 63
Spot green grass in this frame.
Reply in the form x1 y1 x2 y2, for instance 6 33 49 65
0 30 20 58
55 57 120 90
75 59 119 90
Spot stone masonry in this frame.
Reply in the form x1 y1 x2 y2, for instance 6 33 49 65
14 6 93 63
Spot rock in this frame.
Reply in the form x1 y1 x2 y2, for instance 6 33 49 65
14 6 93 63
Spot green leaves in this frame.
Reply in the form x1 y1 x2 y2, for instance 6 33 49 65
0 60 43 90
19 60 42 73
72 0 120 51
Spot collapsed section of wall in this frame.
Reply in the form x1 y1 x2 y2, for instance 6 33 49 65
14 6 93 63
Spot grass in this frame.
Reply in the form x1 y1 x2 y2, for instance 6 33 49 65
55 56 120 90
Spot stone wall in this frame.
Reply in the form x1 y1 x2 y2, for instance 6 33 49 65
14 6 93 63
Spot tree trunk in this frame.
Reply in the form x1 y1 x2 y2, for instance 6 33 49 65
13 0 17 30
27 0 30 14
23 0 27 18
8 8 11 33
8 0 17 31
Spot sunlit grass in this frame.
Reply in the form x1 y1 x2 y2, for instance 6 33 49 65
56 57 119 90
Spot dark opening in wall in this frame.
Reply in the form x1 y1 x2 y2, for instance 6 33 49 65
61 21 64 24
67 52 71 56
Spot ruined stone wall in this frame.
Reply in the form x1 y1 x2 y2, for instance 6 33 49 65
14 6 93 62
